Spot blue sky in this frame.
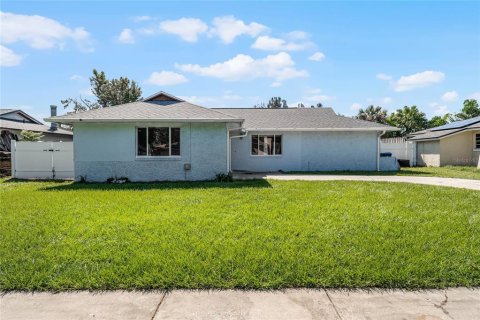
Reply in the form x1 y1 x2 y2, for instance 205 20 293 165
1 1 479 122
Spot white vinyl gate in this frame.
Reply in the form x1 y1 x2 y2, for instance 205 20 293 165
12 141 74 179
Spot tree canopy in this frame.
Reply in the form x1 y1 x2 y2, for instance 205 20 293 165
388 106 428 135
453 99 480 120
254 97 288 108
356 105 388 124
428 115 449 128
62 69 142 112
20 130 43 141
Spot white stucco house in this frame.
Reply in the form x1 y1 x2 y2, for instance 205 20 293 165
46 91 399 182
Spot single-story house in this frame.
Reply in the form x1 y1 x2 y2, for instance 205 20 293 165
0 106 73 152
408 116 480 167
46 91 399 182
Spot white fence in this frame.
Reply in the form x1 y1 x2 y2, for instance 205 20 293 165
12 141 74 179
380 138 416 166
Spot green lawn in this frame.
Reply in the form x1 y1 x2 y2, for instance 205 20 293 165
288 166 480 180
1 179 479 291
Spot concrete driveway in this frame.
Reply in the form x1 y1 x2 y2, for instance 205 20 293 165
1 288 479 320
233 173 480 191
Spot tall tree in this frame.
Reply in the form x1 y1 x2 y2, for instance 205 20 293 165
254 97 288 109
428 114 450 128
62 69 142 112
453 99 480 120
356 105 388 124
388 106 428 136
267 97 288 109
297 102 322 108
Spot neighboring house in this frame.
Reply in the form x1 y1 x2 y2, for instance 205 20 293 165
0 106 73 152
408 116 480 167
46 91 399 182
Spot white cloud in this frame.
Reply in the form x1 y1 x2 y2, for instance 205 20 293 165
69 74 84 81
270 82 282 88
469 92 480 100
210 16 268 44
303 94 336 103
159 18 208 42
133 16 151 22
285 31 308 40
0 45 22 67
351 103 362 111
252 35 312 51
0 11 93 52
117 28 135 44
146 71 188 86
393 70 445 92
309 51 325 61
441 90 458 102
376 73 392 81
176 52 308 84
179 91 246 107
434 105 450 116
382 97 393 105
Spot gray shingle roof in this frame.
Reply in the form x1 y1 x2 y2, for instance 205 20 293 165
215 108 398 131
0 119 73 135
408 117 480 141
46 100 242 123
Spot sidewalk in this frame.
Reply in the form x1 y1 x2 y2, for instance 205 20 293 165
2 288 479 320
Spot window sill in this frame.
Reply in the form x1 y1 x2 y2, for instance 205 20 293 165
135 156 182 161
250 155 283 158
474 149 480 152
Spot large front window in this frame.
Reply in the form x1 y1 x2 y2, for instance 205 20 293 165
137 127 180 157
476 133 480 149
251 135 282 156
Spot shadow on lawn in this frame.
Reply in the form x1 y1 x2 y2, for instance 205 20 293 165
36 179 272 191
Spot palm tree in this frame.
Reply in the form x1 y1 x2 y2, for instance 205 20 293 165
389 105 428 135
356 105 388 124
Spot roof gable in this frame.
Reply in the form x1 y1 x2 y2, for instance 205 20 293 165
0 109 43 124
143 91 185 103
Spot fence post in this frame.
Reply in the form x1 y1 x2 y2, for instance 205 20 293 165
11 141 15 178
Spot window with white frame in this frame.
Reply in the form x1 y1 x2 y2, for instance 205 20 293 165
251 135 282 156
137 127 180 157
476 133 480 149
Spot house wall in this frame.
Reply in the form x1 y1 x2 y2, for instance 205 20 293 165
416 130 480 167
416 141 441 167
230 131 379 172
440 130 480 166
73 122 228 182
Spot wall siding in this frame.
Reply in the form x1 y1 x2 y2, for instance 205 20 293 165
231 131 379 172
74 122 228 182
439 131 477 166
416 141 441 167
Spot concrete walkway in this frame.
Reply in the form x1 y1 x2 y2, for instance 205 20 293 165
233 173 480 191
1 289 479 320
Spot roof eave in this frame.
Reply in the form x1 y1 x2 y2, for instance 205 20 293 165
244 127 399 132
44 117 243 124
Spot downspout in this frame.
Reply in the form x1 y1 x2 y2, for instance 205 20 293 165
377 131 386 172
